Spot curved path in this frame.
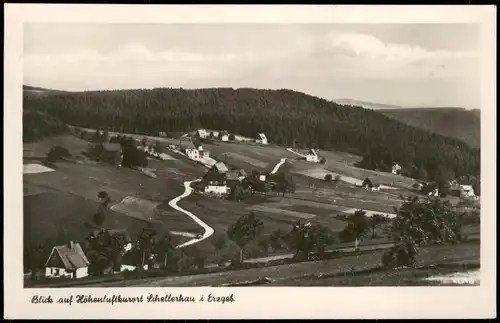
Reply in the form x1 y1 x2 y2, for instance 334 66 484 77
269 158 287 175
170 158 288 249
168 179 215 248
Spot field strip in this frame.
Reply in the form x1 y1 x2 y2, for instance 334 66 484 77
169 231 198 238
225 152 269 168
269 158 287 175
342 208 397 218
23 163 55 174
168 180 214 248
286 148 307 158
248 205 316 219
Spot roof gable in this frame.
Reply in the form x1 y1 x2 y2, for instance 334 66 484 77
46 242 89 270
307 149 317 156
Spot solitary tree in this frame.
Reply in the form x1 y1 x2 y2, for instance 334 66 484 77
324 174 333 182
383 195 462 268
227 212 264 265
369 214 388 238
211 234 228 266
339 210 369 250
333 175 341 186
154 233 175 268
229 133 236 141
285 221 335 260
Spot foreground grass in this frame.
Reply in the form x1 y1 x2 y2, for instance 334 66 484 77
273 263 480 286
74 240 479 287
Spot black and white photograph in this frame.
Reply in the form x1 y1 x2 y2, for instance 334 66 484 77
4 4 496 320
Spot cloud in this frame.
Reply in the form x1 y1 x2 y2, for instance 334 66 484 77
22 29 479 109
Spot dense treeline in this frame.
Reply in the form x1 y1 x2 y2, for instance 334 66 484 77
23 110 69 142
23 87 480 182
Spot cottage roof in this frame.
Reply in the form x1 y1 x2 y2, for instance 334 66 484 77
45 242 89 270
213 162 229 173
307 149 317 156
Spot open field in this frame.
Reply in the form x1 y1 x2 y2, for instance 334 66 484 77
23 163 55 174
23 190 180 250
110 196 161 221
23 134 210 245
84 241 479 287
23 134 91 158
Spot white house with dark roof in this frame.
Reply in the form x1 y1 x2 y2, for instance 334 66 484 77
306 149 319 163
203 162 230 194
392 163 402 175
44 241 90 279
196 129 208 138
257 133 268 145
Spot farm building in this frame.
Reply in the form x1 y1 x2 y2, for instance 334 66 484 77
202 162 230 195
306 149 319 163
158 132 167 137
88 143 123 166
44 241 90 279
449 184 476 198
392 163 402 175
256 133 268 145
219 130 230 142
259 175 266 182
362 178 373 189
186 148 200 160
196 129 209 139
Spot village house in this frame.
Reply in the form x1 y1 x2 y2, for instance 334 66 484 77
219 130 230 142
259 175 267 182
256 133 268 145
44 241 90 279
449 184 476 198
196 129 209 139
158 131 167 137
392 163 402 175
186 147 200 160
306 149 319 163
203 162 230 194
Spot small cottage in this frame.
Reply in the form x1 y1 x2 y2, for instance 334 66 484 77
44 241 90 279
219 130 230 142
392 163 402 175
203 162 230 194
306 149 319 163
362 178 373 189
186 148 200 160
449 184 476 198
256 133 268 145
196 129 208 139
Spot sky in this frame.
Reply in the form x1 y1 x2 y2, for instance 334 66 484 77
23 23 480 109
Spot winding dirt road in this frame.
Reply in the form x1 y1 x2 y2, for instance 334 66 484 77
168 179 214 248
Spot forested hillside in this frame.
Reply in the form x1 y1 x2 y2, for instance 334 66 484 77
379 108 480 149
23 110 69 143
23 87 480 182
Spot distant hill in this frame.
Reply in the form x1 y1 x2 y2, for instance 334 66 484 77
333 98 405 110
23 85 68 98
334 98 480 149
379 107 480 149
23 86 480 182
